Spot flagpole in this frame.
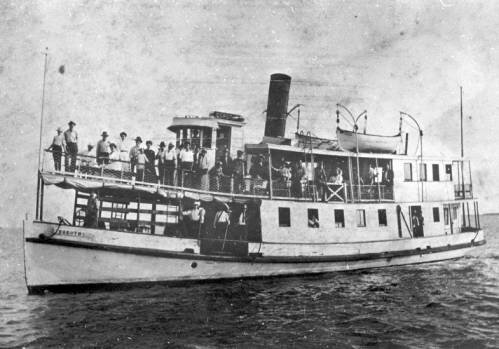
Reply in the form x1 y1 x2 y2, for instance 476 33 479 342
37 47 49 170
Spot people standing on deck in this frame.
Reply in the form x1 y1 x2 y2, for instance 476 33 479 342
64 121 78 172
235 203 248 240
163 142 177 186
249 155 269 193
209 161 224 191
96 131 111 165
80 144 96 169
232 150 245 193
368 163 378 185
382 163 394 187
315 161 328 202
412 211 424 238
291 160 306 197
221 147 232 176
84 191 100 228
129 137 142 174
198 148 210 190
213 204 231 239
156 141 166 184
182 201 205 238
48 127 65 171
179 142 194 187
117 132 130 171
332 167 344 185
144 140 156 182
108 143 121 172
135 148 148 181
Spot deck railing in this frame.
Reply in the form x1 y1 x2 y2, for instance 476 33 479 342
41 149 394 203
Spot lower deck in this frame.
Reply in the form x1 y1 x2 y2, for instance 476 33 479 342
24 219 485 293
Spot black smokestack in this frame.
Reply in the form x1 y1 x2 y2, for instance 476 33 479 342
264 73 291 138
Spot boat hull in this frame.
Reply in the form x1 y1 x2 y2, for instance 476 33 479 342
24 221 486 294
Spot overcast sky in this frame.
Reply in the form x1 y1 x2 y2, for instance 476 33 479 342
1 0 498 226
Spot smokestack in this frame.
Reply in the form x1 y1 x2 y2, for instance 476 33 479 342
264 73 291 138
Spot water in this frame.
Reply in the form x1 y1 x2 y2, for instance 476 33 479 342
1 218 498 348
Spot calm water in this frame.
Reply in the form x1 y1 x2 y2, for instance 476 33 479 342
1 217 498 348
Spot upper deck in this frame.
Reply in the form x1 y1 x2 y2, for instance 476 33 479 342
39 140 473 204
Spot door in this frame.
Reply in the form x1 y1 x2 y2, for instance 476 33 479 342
410 205 424 238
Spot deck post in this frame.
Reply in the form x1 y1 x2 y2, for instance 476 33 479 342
39 178 44 221
267 148 273 199
348 157 354 203
466 202 471 229
35 172 41 220
375 158 381 202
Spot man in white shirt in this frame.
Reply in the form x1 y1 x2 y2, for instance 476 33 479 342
182 201 205 238
96 131 111 165
129 137 142 174
179 142 194 187
63 121 78 172
163 142 177 185
117 131 130 171
48 127 65 171
213 205 231 239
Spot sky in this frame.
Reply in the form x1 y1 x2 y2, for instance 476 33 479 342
1 0 499 227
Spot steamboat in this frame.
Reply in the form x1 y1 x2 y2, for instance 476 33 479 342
24 73 485 294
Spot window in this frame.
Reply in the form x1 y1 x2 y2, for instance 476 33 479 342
308 208 319 228
432 164 440 181
420 164 427 181
433 207 440 222
378 209 387 226
445 164 452 181
334 209 345 228
356 209 366 227
404 163 413 181
452 206 458 220
278 207 291 227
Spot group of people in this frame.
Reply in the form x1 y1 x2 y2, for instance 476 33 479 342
48 121 248 192
269 158 345 199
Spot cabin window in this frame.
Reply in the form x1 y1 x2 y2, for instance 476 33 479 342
433 207 440 222
378 209 387 226
444 207 450 225
308 208 319 228
420 164 427 181
278 207 291 227
404 163 413 181
356 209 366 227
445 164 452 181
432 164 440 181
334 209 345 228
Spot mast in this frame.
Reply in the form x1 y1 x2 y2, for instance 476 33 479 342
460 86 464 158
37 47 49 170
460 86 465 199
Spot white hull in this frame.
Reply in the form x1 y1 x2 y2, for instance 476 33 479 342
24 221 486 293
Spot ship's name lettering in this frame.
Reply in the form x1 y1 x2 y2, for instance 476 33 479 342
56 229 94 240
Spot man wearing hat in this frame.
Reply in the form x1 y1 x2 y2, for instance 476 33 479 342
156 141 166 184
163 142 177 186
182 201 205 238
96 131 111 165
117 131 130 171
129 137 142 174
48 127 65 171
232 150 245 193
144 140 156 182
64 121 78 172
